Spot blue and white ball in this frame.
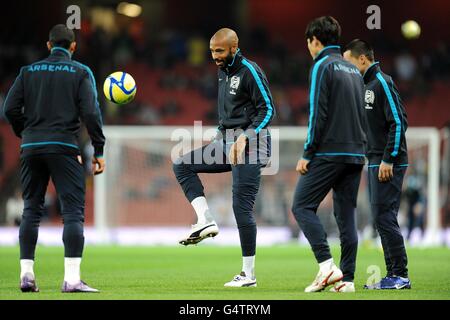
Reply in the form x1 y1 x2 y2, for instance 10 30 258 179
103 71 137 104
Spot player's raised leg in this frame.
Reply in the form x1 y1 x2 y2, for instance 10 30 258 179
173 141 231 245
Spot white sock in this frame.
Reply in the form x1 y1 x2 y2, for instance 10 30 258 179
319 258 334 272
64 257 82 285
243 256 255 279
191 196 212 224
20 259 34 279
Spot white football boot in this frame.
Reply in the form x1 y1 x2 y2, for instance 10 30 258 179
224 272 257 287
304 264 343 292
179 221 219 246
329 281 355 293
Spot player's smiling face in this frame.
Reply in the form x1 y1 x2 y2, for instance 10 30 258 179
210 39 233 68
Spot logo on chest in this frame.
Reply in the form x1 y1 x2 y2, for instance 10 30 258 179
365 89 375 109
229 76 240 95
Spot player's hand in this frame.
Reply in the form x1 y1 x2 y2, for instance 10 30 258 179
378 161 393 182
92 156 105 175
296 158 310 175
229 134 247 165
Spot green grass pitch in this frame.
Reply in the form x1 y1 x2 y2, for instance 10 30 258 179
1 245 449 300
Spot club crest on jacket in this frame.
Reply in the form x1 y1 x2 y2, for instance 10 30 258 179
230 76 240 95
365 89 375 109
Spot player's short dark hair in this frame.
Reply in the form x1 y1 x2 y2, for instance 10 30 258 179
49 24 75 49
344 39 375 62
305 16 341 46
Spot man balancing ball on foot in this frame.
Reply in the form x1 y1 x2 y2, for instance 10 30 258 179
173 28 275 287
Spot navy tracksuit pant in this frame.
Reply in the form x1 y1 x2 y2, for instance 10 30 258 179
173 135 270 257
368 165 408 278
291 158 363 282
19 153 85 259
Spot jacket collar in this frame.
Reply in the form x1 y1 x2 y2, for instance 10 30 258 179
363 61 380 84
314 45 341 61
223 48 243 74
50 47 72 60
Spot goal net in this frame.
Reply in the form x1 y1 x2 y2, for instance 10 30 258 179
94 126 442 245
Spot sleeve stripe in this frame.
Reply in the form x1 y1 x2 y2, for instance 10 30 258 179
72 61 103 125
304 55 328 150
309 60 335 151
242 59 273 134
376 72 401 157
390 78 404 127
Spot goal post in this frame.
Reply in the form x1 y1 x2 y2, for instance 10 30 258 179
404 127 441 244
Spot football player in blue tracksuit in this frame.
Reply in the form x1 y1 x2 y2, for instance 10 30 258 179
291 17 367 293
3 24 105 293
344 39 411 290
173 28 275 287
